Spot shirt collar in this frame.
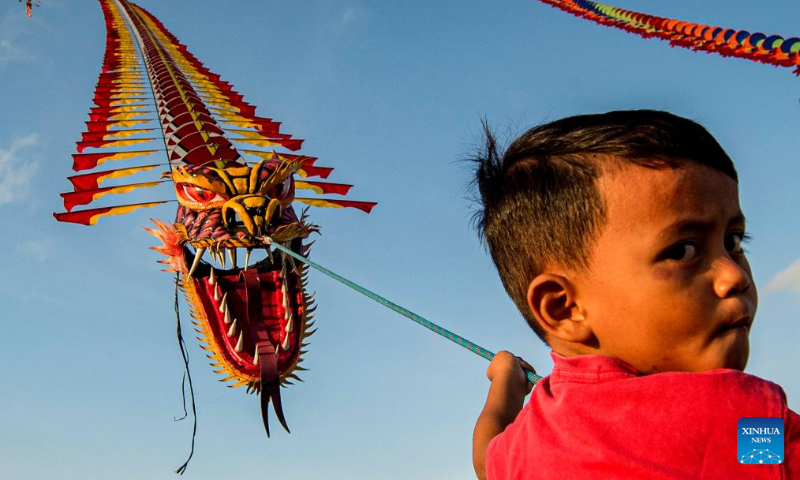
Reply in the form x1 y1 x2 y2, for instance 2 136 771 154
549 351 642 384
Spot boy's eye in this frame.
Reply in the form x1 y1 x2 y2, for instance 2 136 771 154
663 242 698 262
725 232 747 254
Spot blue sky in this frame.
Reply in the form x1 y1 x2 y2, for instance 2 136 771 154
1 1 798 478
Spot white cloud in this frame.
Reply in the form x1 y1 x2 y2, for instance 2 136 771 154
15 238 54 262
0 10 33 68
342 9 355 25
765 258 800 293
0 134 39 204
0 37 28 67
337 7 368 34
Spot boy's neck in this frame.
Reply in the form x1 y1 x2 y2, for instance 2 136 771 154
549 338 599 359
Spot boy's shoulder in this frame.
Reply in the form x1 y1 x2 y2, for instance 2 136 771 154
486 354 793 480
543 353 788 418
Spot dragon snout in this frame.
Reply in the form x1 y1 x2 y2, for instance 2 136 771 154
222 195 281 236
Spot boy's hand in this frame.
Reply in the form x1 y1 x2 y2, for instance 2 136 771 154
473 351 536 480
486 351 535 397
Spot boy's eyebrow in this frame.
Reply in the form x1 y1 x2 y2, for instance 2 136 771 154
658 213 746 238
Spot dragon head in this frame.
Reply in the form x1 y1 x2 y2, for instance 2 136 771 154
148 155 318 404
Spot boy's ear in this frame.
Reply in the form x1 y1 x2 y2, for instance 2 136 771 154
526 274 592 343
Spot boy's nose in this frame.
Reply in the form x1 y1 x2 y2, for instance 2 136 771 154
712 256 752 298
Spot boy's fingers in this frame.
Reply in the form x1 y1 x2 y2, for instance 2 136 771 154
516 357 536 394
486 351 517 380
516 357 536 375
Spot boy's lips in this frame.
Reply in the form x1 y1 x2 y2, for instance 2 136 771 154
718 315 752 333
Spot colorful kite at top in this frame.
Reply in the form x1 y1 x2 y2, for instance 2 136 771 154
52 0 375 466
535 0 800 75
20 0 40 18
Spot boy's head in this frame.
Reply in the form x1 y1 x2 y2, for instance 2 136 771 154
474 110 757 373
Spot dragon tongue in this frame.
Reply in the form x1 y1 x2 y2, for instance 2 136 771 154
240 270 290 435
238 269 271 345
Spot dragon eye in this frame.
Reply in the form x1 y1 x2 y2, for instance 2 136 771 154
270 178 292 200
177 183 225 206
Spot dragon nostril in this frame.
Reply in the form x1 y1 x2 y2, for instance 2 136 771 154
226 209 239 228
268 205 282 229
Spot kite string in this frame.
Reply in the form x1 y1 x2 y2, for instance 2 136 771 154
173 275 197 475
265 238 541 385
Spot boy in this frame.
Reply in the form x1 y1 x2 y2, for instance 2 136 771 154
471 110 798 479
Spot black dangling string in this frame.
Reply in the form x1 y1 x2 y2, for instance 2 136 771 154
173 275 197 475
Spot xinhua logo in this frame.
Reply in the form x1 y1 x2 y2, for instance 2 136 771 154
737 417 784 464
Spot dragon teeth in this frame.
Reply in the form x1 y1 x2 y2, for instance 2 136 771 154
219 292 228 313
188 248 205 277
224 306 231 324
209 267 216 285
253 347 259 365
235 331 244 353
228 318 237 337
285 320 293 333
211 249 225 269
244 248 252 271
281 333 290 350
213 285 219 301
228 248 236 269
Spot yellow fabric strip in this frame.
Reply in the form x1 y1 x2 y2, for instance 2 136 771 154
100 119 150 129
294 181 324 194
95 149 159 167
226 129 272 140
108 111 152 121
109 98 149 106
102 128 153 139
292 198 344 209
231 138 282 148
96 165 159 187
88 201 166 225
219 119 262 129
91 181 164 202
241 149 277 160
91 138 154 150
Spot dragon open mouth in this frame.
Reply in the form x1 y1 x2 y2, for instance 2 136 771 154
181 239 313 391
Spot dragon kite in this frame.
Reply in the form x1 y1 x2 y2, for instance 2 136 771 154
53 0 375 445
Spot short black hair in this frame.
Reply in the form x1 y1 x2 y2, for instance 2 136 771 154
472 110 737 342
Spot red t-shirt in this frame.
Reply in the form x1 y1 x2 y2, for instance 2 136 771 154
486 353 799 479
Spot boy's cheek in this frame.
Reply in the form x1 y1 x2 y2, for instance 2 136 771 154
652 266 672 281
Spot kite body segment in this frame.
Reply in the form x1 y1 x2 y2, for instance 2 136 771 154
54 0 375 436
